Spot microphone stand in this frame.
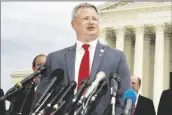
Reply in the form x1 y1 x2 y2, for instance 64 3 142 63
7 96 16 115
31 87 55 115
16 81 35 115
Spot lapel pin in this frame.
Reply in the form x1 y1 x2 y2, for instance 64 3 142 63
100 49 104 53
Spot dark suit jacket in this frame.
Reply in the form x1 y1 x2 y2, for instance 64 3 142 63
0 88 6 115
36 41 131 115
7 82 35 115
134 95 155 115
157 89 172 115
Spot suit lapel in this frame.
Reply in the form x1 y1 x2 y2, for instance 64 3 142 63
90 42 106 80
65 44 76 81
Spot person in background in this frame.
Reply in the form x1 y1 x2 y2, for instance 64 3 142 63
32 54 47 90
157 88 172 115
0 88 6 115
131 76 155 115
5 54 47 115
22 54 47 114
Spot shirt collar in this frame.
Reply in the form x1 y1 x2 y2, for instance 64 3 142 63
76 39 98 50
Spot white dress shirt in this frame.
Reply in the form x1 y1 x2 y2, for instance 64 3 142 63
74 39 98 88
135 93 140 107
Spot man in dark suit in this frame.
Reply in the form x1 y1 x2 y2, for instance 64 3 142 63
157 89 172 115
131 76 155 115
7 54 46 115
22 54 47 114
35 3 131 115
0 88 6 115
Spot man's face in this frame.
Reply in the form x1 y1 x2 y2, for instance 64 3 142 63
72 7 99 42
33 56 46 72
131 76 140 93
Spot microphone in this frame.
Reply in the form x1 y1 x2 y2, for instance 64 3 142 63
31 68 64 114
76 71 106 109
47 85 67 108
5 65 46 98
109 72 121 115
83 80 107 115
121 89 137 115
42 85 67 115
109 72 121 97
72 79 88 104
65 79 89 115
89 80 107 105
51 81 77 114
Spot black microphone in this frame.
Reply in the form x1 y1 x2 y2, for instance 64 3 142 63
65 79 89 115
109 72 121 96
51 81 77 114
121 89 137 115
108 72 121 115
72 79 88 104
5 65 46 98
47 85 67 108
42 85 67 115
31 68 64 114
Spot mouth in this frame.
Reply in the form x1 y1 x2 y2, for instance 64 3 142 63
86 27 95 31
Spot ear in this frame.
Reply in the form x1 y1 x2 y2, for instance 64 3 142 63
32 67 36 72
71 20 76 30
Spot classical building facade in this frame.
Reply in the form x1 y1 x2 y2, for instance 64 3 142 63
11 2 171 112
97 2 172 111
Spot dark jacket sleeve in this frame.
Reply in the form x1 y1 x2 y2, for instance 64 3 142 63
157 91 167 115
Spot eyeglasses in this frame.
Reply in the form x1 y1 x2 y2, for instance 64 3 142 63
36 63 44 67
132 82 137 85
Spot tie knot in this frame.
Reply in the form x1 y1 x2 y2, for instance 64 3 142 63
82 44 89 51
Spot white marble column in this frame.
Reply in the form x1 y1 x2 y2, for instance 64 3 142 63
149 41 155 100
124 38 133 73
116 27 125 51
99 28 107 45
133 25 144 93
153 24 164 112
163 31 170 90
142 36 150 97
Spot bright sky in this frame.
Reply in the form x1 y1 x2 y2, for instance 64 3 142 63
1 1 105 93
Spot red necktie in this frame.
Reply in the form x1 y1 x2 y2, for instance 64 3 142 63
78 44 90 89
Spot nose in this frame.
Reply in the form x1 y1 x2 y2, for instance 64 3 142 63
88 18 93 24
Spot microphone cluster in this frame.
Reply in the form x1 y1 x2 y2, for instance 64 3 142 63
2 67 137 115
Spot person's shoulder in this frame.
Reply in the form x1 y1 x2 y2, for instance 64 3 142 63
162 89 172 95
102 43 124 55
139 95 153 102
48 45 75 56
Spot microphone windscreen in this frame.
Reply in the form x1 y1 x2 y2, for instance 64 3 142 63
95 71 106 81
123 89 137 104
0 88 4 97
109 72 121 82
109 72 118 79
51 68 64 79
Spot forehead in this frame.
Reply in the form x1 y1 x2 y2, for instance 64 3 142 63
131 76 138 82
35 56 46 62
77 7 98 17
